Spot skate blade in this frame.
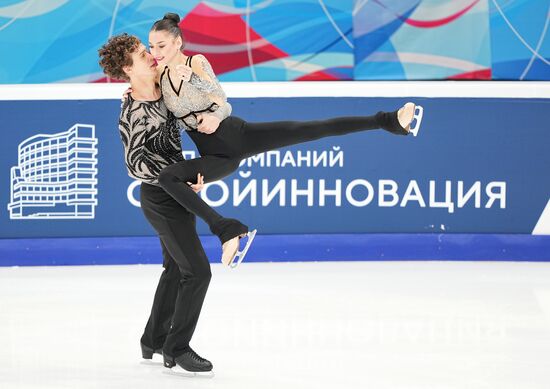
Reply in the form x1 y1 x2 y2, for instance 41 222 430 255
409 105 424 137
140 353 164 366
162 366 215 379
229 229 257 269
140 359 164 367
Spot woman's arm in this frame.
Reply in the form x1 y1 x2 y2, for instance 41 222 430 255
171 54 232 133
190 55 222 88
189 54 227 106
191 54 232 124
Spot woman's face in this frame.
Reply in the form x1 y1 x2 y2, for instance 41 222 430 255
149 30 181 67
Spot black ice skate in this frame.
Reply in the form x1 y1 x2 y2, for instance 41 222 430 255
140 342 163 365
163 349 214 378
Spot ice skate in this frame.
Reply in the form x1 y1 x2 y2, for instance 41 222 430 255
162 349 215 378
398 102 424 136
140 342 164 366
222 229 257 269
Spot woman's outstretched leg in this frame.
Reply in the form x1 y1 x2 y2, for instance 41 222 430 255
240 104 415 157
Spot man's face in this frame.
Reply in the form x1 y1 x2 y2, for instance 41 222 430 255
125 44 157 80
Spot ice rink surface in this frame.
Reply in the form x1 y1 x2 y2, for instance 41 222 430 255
1 261 550 389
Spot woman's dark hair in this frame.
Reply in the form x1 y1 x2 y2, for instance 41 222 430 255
151 13 184 49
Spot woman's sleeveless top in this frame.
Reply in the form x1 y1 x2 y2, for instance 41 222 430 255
160 55 230 131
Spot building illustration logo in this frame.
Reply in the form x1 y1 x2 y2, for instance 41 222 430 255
7 124 98 219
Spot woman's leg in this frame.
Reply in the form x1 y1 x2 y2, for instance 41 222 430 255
239 110 406 157
157 155 247 243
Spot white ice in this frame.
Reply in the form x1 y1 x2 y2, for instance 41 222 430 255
1 261 550 389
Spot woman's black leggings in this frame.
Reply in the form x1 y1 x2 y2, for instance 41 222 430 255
157 111 404 236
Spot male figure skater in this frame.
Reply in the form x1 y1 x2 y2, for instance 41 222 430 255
98 33 236 373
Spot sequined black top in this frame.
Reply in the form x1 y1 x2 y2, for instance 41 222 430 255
118 95 184 185
159 54 232 131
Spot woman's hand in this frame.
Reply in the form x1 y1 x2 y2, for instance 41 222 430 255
187 173 205 193
121 87 132 102
175 64 192 82
196 114 221 134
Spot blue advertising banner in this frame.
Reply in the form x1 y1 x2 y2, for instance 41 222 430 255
1 93 549 240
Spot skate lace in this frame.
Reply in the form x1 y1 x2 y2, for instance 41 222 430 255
189 350 207 363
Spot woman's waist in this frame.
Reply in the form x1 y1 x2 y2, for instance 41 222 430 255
163 95 217 118
186 116 244 156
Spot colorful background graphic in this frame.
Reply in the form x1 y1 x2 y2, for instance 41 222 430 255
353 0 493 80
0 0 354 83
489 0 550 80
0 0 547 83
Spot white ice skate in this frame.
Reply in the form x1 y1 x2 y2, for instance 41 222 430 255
398 102 424 136
222 229 257 269
408 104 424 137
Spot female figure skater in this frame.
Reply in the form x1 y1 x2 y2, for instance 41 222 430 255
144 14 423 256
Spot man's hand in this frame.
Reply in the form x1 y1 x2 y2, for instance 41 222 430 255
187 173 205 193
196 114 221 134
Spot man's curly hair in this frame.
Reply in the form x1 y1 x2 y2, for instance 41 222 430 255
98 33 140 81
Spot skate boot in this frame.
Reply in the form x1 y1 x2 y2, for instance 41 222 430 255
141 342 162 359
163 348 213 375
140 342 164 366
378 102 424 136
211 218 257 268
222 229 257 269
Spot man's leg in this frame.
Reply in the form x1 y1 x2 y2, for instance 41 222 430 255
140 183 212 359
140 239 180 355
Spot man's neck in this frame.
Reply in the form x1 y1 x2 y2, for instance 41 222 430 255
130 76 160 101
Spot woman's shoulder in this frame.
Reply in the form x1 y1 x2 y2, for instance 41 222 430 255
190 53 211 68
189 54 217 78
191 53 208 62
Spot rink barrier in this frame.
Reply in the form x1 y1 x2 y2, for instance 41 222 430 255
1 234 549 266
1 82 549 264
